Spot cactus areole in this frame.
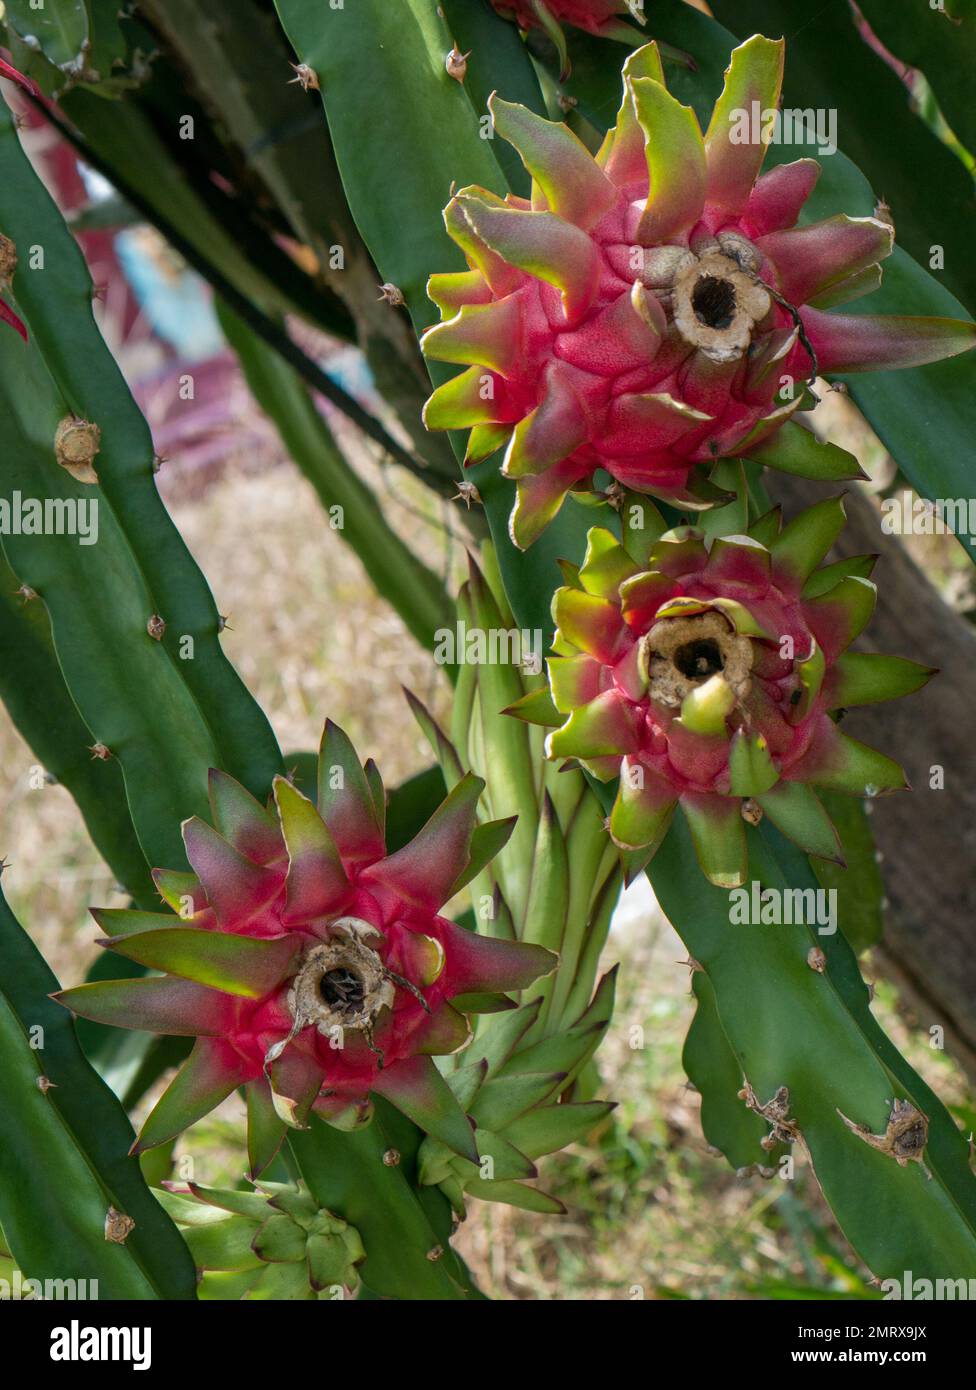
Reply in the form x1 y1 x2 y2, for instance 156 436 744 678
56 721 553 1175
421 37 976 547
511 501 934 887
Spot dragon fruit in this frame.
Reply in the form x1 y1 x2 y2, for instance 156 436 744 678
422 37 976 548
56 721 555 1176
489 1 646 77
156 1180 366 1300
510 498 934 887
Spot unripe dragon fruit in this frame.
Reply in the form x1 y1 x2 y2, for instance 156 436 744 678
422 37 976 548
511 499 934 887
490 1 646 77
56 721 555 1176
156 1180 365 1300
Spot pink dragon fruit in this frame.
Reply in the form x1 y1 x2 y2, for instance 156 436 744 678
56 722 554 1176
511 499 933 886
490 1 646 77
422 37 976 548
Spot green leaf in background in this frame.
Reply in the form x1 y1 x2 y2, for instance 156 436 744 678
438 0 548 196
649 813 976 1281
854 0 976 183
0 551 154 907
812 792 884 956
0 888 195 1299
683 972 773 1169
274 0 510 335
3 0 89 71
0 101 283 814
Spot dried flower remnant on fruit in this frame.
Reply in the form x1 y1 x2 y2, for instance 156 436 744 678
382 1148 401 1167
807 946 826 973
838 1099 930 1173
104 1208 135 1244
147 614 166 641
88 743 112 761
55 416 101 484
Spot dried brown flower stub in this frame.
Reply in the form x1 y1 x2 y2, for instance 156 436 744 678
807 946 827 973
838 1099 930 1175
641 609 752 709
146 614 166 641
104 1207 135 1244
671 236 771 365
740 797 763 827
55 415 100 484
0 232 17 286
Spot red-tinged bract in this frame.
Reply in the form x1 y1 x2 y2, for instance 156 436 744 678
421 37 976 548
490 1 645 76
56 722 554 1174
0 231 26 342
512 500 934 886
